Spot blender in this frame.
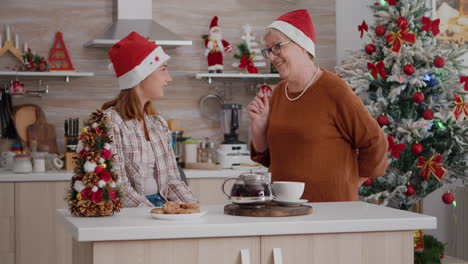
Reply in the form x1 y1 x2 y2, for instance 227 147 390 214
217 104 253 168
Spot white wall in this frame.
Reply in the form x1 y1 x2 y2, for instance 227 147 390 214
336 0 374 65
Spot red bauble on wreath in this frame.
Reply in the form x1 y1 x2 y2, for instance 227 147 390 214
422 109 434 120
433 57 445 68
403 64 415 75
405 185 415 196
375 25 387 36
411 143 423 155
363 178 373 187
365 44 376 55
412 92 425 104
442 192 454 204
377 114 389 127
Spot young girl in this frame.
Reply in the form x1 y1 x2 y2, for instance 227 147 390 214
103 32 197 207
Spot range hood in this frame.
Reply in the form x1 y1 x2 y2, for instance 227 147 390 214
85 0 192 48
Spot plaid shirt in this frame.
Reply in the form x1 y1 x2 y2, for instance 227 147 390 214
106 108 197 207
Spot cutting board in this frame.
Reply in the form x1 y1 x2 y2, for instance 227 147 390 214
12 104 40 152
224 203 313 217
27 108 58 154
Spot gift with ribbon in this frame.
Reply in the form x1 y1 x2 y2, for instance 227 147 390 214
367 61 387 80
453 93 468 121
421 16 440 36
358 20 368 39
417 154 446 181
387 136 406 158
385 23 416 53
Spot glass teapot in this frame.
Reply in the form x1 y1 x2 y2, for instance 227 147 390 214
222 171 273 205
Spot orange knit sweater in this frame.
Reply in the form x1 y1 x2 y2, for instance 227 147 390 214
251 70 388 202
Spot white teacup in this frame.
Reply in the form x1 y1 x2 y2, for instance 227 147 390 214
272 181 305 201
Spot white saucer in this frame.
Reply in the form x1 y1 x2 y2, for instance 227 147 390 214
150 211 206 220
274 198 308 206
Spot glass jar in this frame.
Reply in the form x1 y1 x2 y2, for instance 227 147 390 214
13 154 33 173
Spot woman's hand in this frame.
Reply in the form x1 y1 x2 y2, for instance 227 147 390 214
247 91 269 128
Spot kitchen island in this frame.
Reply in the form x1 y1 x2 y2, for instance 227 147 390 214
57 201 436 264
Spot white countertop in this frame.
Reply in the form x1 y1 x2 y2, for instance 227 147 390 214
0 167 266 182
57 201 436 242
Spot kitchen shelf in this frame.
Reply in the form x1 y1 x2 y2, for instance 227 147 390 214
0 71 95 83
195 72 280 80
85 39 192 48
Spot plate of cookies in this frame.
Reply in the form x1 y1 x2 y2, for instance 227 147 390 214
150 201 206 220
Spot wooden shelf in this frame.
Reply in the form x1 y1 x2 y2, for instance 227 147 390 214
195 72 280 80
0 71 94 82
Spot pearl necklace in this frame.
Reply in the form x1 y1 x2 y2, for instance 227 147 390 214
285 67 321 101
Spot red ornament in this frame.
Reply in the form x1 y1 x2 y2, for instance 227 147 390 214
377 115 389 127
375 25 387 36
422 109 434 120
365 44 376 55
396 17 408 27
411 143 423 155
81 188 92 200
405 185 415 196
412 92 425 104
363 178 373 187
92 189 103 203
442 192 454 204
403 64 415 75
434 57 445 68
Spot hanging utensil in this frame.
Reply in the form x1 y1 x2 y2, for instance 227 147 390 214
199 94 225 121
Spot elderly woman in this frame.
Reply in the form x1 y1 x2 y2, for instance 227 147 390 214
248 10 388 202
102 32 197 207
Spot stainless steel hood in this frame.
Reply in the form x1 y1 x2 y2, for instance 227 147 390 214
85 0 192 48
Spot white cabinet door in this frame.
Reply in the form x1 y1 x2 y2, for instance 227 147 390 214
0 183 15 264
15 181 72 264
91 236 261 264
261 232 413 264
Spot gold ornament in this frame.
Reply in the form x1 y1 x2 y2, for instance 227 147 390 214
85 150 101 163
76 193 82 200
100 163 107 169
81 127 90 133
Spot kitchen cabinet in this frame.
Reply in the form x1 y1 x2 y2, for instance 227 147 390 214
260 232 413 264
78 237 260 264
58 203 436 264
15 181 72 264
0 183 15 264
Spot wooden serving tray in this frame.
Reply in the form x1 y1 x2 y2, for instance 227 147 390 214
224 203 312 217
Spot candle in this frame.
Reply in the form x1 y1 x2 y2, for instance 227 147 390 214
6 25 10 41
15 33 19 49
24 42 28 52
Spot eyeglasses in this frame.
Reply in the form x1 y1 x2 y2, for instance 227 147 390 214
261 41 291 59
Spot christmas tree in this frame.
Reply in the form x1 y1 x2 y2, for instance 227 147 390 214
336 0 468 210
65 110 123 217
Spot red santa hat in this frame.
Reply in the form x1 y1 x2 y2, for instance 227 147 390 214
209 16 219 33
108 31 170 90
267 9 316 58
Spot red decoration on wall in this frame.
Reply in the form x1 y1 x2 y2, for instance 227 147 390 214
48 32 75 72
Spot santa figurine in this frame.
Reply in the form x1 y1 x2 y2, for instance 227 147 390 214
204 16 233 73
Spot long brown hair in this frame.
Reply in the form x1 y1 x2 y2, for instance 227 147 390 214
101 89 157 121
